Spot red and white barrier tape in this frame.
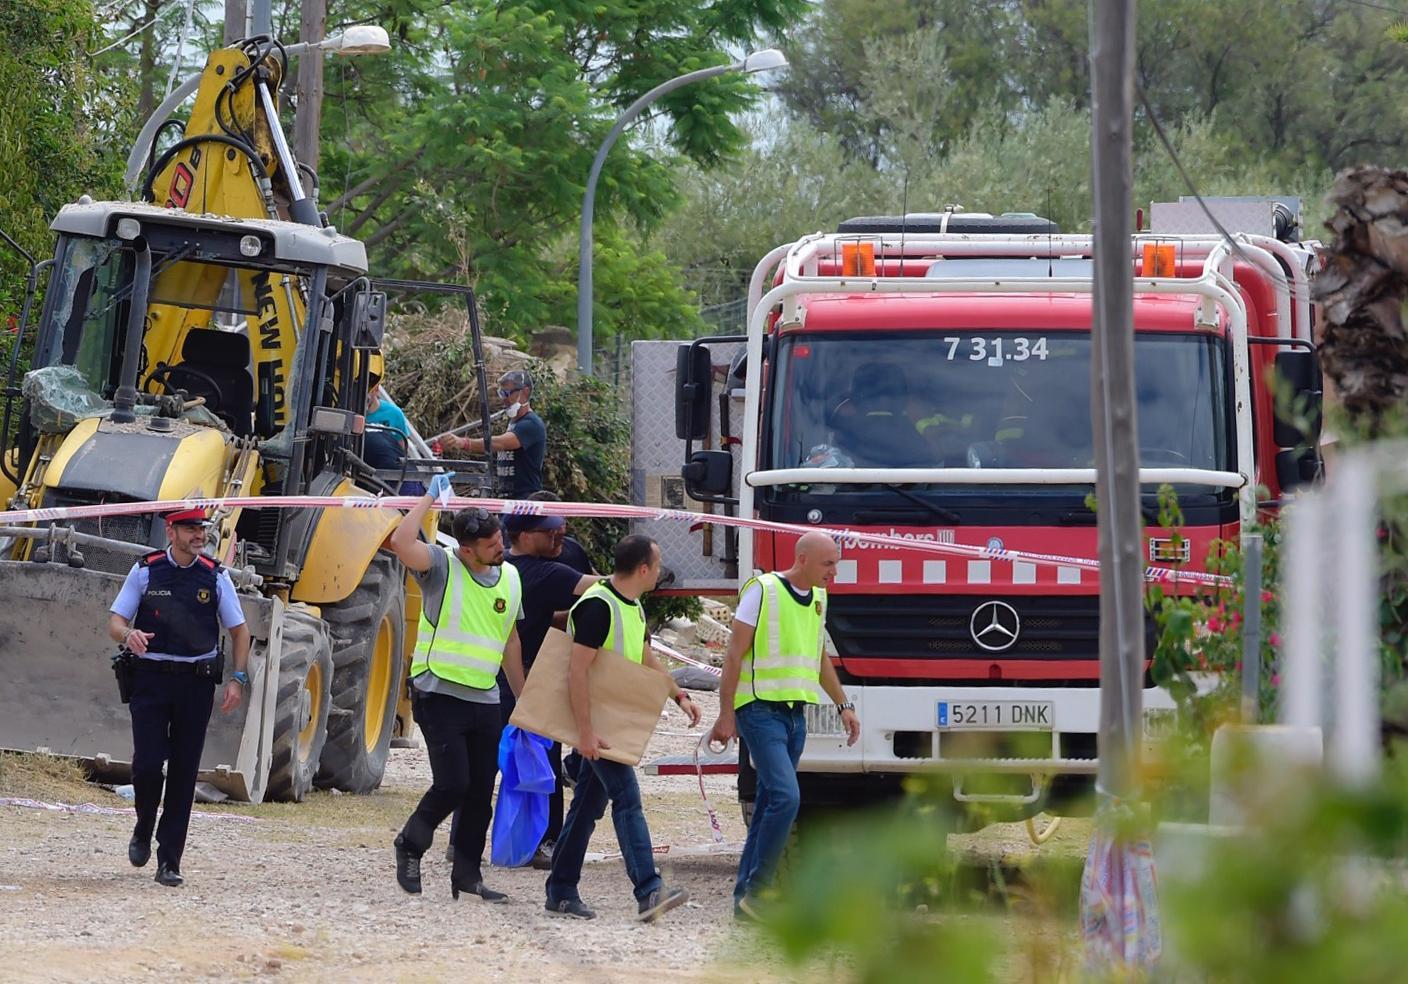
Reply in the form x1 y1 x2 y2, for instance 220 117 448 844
651 637 723 677
0 492 1235 588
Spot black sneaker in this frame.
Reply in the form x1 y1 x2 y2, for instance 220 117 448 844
530 841 555 871
452 880 509 903
637 886 689 923
128 833 151 868
545 897 596 920
394 835 422 895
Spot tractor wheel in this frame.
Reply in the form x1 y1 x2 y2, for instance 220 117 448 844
265 608 334 802
315 554 406 793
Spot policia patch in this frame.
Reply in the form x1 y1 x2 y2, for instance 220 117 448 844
197 588 212 604
494 598 507 614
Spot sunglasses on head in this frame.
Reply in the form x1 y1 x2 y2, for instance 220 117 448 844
457 508 493 538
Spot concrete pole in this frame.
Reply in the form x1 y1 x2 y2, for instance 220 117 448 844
224 0 247 43
1089 0 1143 801
293 0 327 175
250 0 271 37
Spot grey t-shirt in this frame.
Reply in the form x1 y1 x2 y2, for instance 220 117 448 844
412 548 522 704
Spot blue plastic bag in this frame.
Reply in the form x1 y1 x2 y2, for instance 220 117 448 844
490 725 554 867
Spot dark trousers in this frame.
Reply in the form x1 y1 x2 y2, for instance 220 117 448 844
400 691 501 884
129 665 215 869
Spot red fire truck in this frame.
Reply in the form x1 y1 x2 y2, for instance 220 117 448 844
631 199 1322 817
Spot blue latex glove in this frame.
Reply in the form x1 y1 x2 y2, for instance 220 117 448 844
428 472 456 504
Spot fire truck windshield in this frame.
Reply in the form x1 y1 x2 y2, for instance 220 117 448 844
767 330 1231 482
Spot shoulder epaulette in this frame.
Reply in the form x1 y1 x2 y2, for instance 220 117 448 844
140 550 166 567
195 555 219 572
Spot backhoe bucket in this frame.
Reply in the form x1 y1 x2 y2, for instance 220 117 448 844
0 561 281 802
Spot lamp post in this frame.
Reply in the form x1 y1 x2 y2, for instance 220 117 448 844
576 48 788 376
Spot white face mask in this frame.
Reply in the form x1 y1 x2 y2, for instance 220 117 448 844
505 399 523 416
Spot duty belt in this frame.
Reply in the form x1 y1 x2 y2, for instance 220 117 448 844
135 656 222 679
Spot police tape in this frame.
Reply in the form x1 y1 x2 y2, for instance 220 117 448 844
0 492 1236 588
650 638 723 677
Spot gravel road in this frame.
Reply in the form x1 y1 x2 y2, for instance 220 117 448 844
0 690 803 984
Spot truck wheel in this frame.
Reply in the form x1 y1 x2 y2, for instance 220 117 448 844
266 608 334 802
314 554 406 793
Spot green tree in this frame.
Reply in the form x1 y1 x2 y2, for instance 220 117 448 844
0 0 134 322
318 0 807 351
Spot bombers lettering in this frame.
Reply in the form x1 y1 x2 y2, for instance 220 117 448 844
840 528 956 551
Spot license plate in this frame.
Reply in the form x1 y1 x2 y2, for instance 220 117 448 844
937 700 1053 730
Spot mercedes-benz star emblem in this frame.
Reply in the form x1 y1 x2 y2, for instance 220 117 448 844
969 600 1021 652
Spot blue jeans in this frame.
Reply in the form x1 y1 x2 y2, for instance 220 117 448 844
734 700 807 904
546 755 662 904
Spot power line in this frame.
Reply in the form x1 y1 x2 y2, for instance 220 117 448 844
89 0 181 57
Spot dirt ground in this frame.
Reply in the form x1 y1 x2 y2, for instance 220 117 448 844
0 688 1085 983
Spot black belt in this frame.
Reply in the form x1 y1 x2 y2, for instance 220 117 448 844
135 657 220 678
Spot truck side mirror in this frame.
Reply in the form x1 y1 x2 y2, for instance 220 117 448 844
1272 350 1322 448
675 345 712 440
1276 447 1322 491
352 291 387 349
682 450 732 498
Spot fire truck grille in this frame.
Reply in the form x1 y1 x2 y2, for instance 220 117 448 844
829 595 1156 663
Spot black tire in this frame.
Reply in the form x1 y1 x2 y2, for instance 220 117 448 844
265 608 334 802
314 554 406 793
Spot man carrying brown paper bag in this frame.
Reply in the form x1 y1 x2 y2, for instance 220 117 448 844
544 534 700 922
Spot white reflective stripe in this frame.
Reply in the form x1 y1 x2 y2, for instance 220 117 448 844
752 652 822 671
764 576 782 667
425 649 504 675
430 627 510 651
753 678 821 695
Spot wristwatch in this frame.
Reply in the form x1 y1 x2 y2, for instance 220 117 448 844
232 670 250 688
836 701 855 712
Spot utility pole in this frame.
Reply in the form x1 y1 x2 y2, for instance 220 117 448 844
250 0 271 37
1089 0 1142 803
224 0 247 43
293 0 327 174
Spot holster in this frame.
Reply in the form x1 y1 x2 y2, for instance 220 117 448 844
111 649 136 704
194 650 225 681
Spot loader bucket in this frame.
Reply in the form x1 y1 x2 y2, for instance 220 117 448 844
0 560 281 802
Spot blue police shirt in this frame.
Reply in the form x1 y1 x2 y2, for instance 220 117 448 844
111 549 246 662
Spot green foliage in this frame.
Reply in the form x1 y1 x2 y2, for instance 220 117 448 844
0 0 134 320
320 0 807 345
1144 486 1282 736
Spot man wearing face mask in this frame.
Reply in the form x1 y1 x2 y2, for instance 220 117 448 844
442 370 546 499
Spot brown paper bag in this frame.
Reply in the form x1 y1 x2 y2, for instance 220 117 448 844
508 628 671 766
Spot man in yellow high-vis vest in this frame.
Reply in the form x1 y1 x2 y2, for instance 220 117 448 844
544 534 701 923
707 530 860 921
386 473 526 903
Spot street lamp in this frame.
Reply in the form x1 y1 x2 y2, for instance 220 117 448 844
123 26 391 195
576 48 789 376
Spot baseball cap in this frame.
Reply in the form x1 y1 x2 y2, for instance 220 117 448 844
503 513 565 535
164 507 209 526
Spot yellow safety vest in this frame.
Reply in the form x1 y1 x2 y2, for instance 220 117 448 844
568 581 646 664
410 549 521 690
735 572 826 709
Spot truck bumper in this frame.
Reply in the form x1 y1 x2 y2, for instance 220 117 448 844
799 683 1177 777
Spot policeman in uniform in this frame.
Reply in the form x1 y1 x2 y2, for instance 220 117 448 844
386 473 526 902
108 507 251 887
707 530 861 920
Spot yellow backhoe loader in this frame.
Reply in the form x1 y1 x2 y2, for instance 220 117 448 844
0 35 495 801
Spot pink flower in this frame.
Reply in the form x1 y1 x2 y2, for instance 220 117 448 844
1271 673 1281 689
1207 616 1224 633
1269 632 1282 648
1261 590 1275 604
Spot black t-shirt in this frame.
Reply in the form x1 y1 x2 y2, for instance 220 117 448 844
570 581 648 652
497 410 546 498
508 552 584 668
557 536 594 575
